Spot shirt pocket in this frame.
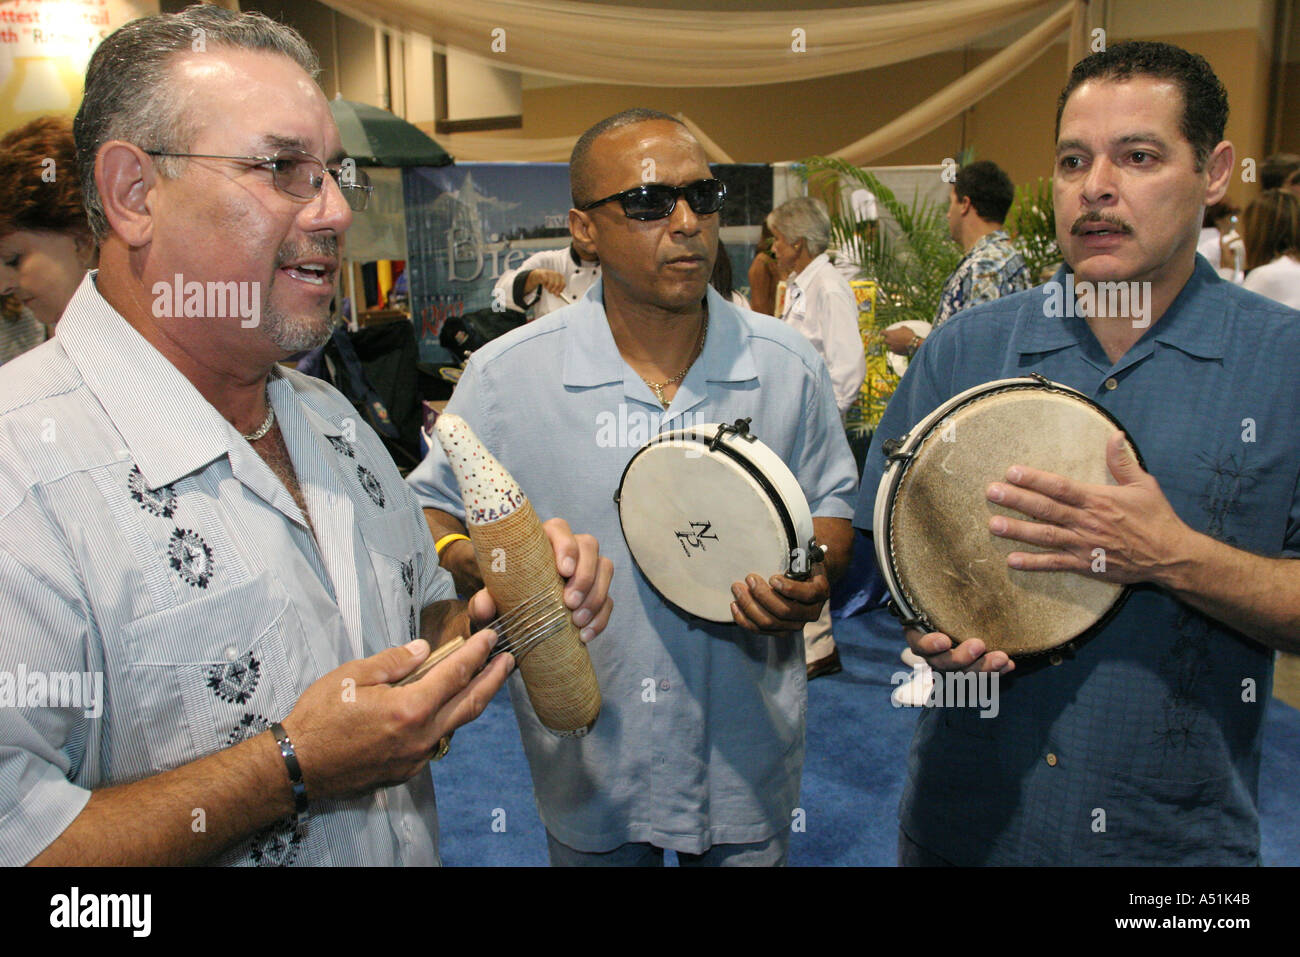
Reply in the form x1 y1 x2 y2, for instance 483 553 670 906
358 510 422 646
123 571 296 771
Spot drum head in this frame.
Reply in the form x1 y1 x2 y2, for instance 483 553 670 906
885 385 1128 656
618 429 808 623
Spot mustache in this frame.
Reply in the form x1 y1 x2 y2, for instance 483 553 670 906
1070 212 1133 236
274 234 340 269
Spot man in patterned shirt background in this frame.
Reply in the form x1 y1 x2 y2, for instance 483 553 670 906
883 160 1031 357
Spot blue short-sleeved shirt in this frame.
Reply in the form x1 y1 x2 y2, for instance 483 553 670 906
407 282 858 854
855 257 1300 865
0 274 455 866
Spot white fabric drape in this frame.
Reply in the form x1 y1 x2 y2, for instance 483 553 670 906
415 0 1080 166
830 0 1077 165
427 112 734 163
319 0 1065 87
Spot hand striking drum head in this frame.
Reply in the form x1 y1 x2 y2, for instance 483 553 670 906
874 378 1137 657
616 422 815 623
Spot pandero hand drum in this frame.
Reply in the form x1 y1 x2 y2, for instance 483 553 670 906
615 418 821 623
873 375 1142 657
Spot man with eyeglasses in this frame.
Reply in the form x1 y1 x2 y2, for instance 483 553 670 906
0 6 610 866
409 108 857 866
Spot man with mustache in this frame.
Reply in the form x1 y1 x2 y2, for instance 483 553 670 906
0 6 610 866
856 41 1300 865
410 109 857 865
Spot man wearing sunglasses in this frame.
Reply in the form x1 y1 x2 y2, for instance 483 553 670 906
411 109 857 866
0 6 610 866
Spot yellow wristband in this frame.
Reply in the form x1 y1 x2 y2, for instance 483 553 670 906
434 533 470 557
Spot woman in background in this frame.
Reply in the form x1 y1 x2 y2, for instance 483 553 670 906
0 116 97 331
1241 189 1300 311
709 238 750 311
747 222 781 315
0 294 46 367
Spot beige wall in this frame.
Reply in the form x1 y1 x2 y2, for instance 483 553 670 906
144 0 1289 205
518 16 1276 203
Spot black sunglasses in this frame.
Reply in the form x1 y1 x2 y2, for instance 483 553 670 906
579 178 727 221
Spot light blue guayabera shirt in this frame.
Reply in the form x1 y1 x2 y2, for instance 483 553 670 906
407 282 858 855
857 257 1300 865
0 274 455 866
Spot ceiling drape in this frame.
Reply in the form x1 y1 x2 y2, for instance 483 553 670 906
318 0 1071 87
411 1 1084 164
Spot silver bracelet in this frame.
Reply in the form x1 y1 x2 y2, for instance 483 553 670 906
271 722 308 829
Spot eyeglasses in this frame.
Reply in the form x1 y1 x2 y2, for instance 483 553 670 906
144 148 374 212
578 178 727 221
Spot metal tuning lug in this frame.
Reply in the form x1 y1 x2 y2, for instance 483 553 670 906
709 417 754 452
882 436 913 462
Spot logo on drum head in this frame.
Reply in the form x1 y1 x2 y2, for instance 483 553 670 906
675 520 718 556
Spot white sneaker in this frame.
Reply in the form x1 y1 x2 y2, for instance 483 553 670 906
892 665 934 708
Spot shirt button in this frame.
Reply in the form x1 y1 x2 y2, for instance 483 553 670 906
224 645 239 661
1049 653 1063 666
1104 377 1118 391
659 679 671 691
1046 753 1059 767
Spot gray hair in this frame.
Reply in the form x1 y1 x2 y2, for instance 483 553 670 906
767 196 832 257
74 5 319 241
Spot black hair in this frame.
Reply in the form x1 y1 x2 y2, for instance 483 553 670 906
953 160 1016 223
1056 41 1228 170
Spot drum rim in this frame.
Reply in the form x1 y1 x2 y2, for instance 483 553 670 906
873 376 1146 655
614 422 813 622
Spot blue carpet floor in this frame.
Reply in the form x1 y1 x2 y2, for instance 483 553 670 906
432 604 1300 866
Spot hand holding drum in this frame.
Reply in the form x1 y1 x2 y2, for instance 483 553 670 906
434 414 601 737
874 377 1142 658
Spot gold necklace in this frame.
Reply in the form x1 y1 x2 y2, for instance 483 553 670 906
242 390 276 442
641 315 708 409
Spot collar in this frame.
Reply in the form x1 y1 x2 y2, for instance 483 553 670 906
561 281 757 395
1149 256 1228 359
1013 258 1227 360
57 272 257 490
789 251 833 291
568 244 585 267
965 229 1009 258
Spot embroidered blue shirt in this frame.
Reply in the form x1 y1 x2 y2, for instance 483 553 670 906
856 257 1300 864
932 229 1031 329
0 273 455 866
407 282 858 855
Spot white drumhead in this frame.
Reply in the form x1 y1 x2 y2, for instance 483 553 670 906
617 424 814 623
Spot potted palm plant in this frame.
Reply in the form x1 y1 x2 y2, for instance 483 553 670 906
797 156 961 442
